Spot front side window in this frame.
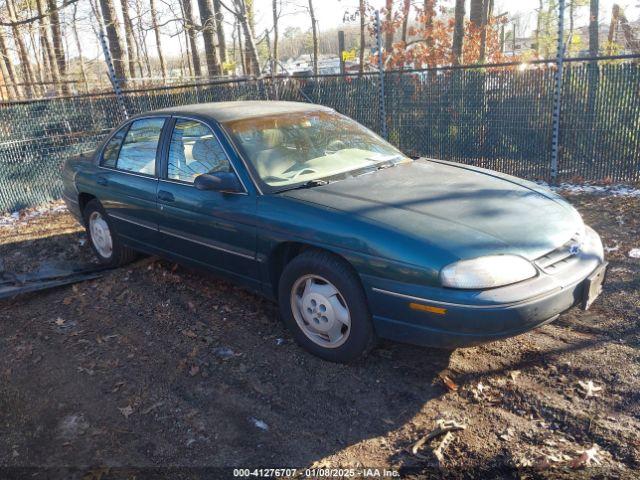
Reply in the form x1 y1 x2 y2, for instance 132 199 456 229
116 117 165 175
167 119 232 183
223 110 408 191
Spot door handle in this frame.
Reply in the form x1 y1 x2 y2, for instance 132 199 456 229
158 190 175 202
96 177 108 186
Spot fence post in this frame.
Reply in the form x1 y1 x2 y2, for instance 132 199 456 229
98 25 128 120
550 0 566 184
374 10 388 140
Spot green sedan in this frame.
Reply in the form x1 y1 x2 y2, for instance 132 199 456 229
61 101 607 363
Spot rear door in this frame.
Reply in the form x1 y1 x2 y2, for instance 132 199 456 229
155 116 260 289
95 116 167 249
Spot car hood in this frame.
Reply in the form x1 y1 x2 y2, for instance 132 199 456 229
279 159 583 261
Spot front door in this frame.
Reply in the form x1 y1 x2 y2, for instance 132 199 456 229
156 117 260 289
96 117 167 249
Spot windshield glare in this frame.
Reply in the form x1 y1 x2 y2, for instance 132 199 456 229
223 111 408 190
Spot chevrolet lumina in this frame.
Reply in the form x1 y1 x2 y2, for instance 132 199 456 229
61 101 607 363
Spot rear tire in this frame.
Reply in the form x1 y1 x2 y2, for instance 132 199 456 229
83 199 137 267
278 250 376 363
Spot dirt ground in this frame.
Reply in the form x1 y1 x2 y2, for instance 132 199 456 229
0 192 638 479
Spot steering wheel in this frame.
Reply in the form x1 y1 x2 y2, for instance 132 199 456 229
290 168 317 179
325 139 347 155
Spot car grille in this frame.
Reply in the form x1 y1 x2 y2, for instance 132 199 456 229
535 232 584 274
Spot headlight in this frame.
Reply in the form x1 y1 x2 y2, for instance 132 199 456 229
440 255 537 289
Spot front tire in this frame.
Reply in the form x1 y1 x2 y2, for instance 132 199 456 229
278 250 376 363
83 199 137 267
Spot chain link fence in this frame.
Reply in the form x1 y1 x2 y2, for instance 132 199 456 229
1 61 639 213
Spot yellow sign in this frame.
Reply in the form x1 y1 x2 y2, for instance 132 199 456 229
342 49 357 62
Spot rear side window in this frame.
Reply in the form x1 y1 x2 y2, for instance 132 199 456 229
101 126 128 168
116 118 166 175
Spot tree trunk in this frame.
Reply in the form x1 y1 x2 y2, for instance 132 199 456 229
6 0 36 97
234 0 259 75
120 0 139 79
212 0 227 68
36 0 60 94
358 0 365 75
452 0 465 64
308 0 318 75
423 0 435 50
478 0 492 63
0 28 19 99
71 2 90 93
197 0 222 77
470 0 483 25
149 0 167 79
272 0 278 74
46 0 70 95
236 21 246 75
589 0 599 57
384 0 393 52
401 0 410 44
617 6 640 54
181 0 202 77
99 0 127 84
133 0 152 77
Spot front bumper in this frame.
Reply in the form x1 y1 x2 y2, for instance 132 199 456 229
365 226 605 348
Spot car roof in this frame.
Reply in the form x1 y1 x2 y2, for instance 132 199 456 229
141 100 334 123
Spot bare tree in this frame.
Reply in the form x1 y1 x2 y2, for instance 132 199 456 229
120 0 139 78
213 0 227 68
6 0 37 97
181 0 202 76
452 0 465 64
133 0 152 77
589 0 599 57
308 0 318 75
0 27 20 98
232 0 259 75
358 0 365 75
197 0 222 76
36 0 60 92
71 2 89 93
46 0 70 94
271 0 278 74
98 0 127 83
149 0 167 78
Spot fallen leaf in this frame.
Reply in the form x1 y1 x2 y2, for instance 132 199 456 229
189 365 200 376
440 375 458 392
55 317 65 326
570 444 602 468
118 405 134 418
510 370 521 382
578 380 603 398
182 330 197 338
62 297 73 305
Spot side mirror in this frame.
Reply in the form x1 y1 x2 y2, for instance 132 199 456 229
194 172 243 193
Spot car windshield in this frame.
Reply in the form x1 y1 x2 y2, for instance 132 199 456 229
222 110 409 190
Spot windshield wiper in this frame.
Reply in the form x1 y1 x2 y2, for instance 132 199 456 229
276 179 330 192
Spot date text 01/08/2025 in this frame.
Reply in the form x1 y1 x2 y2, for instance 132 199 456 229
232 468 400 478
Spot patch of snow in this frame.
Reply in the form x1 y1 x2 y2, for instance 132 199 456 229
629 249 640 259
249 417 269 431
0 201 68 228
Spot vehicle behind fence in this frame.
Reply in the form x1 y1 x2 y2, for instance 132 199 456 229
0 61 639 213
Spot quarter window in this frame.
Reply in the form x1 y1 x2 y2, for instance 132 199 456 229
168 119 232 183
116 118 165 175
101 126 128 168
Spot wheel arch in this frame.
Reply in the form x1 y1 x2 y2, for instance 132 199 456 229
78 192 97 215
267 241 361 298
